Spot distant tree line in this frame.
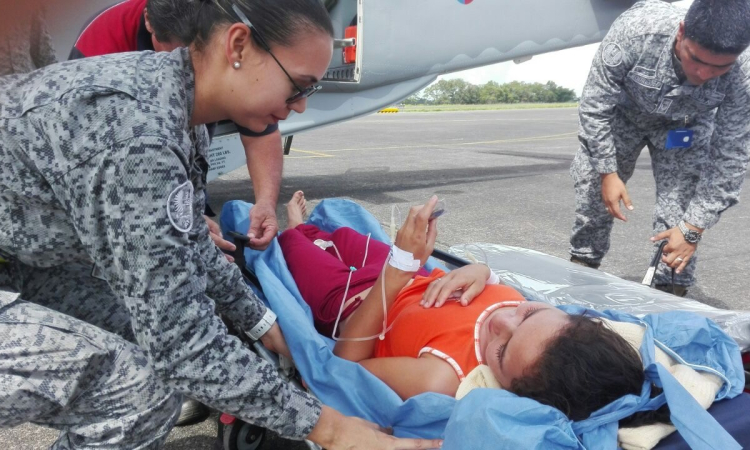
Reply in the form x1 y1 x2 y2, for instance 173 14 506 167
403 79 578 105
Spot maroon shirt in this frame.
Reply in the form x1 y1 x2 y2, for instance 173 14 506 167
68 0 278 140
69 0 151 60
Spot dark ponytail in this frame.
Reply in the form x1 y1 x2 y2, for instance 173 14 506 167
191 0 333 51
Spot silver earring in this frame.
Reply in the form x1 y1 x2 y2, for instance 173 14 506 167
233 61 241 69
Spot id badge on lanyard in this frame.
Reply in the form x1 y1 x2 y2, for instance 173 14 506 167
665 115 694 150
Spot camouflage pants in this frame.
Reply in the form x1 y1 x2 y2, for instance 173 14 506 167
570 129 707 287
2 261 135 342
0 264 181 449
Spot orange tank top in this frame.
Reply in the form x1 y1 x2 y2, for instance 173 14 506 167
374 269 526 380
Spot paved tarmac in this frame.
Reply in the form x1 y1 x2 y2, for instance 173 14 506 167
4 107 749 449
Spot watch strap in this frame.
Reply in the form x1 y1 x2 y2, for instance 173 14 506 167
246 308 277 340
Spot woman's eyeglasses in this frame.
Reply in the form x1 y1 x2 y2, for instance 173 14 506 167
231 4 322 104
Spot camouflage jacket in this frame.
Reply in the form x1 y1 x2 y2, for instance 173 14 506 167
579 0 750 229
0 49 321 439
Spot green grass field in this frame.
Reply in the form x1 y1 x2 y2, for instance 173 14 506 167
399 103 578 112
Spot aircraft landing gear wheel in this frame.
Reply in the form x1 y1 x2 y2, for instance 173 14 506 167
218 417 266 450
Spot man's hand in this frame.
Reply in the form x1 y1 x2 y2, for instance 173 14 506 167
259 322 291 359
307 406 442 450
651 226 699 274
247 202 279 250
601 172 634 221
205 215 235 262
421 264 491 308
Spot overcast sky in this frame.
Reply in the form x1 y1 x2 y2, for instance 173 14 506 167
440 0 692 96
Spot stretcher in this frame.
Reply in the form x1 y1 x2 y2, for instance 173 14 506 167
218 198 750 450
443 244 750 450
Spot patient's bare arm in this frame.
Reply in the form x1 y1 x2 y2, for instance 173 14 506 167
333 266 413 362
333 197 439 362
420 263 493 308
359 356 460 399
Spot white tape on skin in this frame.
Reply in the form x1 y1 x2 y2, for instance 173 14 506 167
388 245 421 272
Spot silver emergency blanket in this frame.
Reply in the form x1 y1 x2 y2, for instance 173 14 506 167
449 243 750 351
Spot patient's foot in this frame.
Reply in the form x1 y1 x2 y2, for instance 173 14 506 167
286 190 307 229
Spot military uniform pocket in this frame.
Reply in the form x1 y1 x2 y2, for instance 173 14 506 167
625 67 663 113
691 89 725 111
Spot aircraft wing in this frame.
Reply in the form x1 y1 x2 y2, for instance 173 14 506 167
209 0 682 179
280 0 641 134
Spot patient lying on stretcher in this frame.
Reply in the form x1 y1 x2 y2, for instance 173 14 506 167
279 191 668 424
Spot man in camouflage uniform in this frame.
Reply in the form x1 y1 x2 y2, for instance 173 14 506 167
570 0 750 295
0 48 321 448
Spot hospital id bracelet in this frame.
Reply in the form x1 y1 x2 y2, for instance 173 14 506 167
246 308 277 341
487 270 501 285
476 260 500 285
388 245 421 272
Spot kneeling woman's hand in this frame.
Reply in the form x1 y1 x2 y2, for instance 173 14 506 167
394 196 439 268
421 264 492 308
308 406 443 450
259 323 292 359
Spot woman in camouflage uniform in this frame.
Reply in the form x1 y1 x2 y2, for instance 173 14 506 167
0 1 441 449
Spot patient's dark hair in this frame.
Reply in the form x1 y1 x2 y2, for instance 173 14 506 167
510 314 671 425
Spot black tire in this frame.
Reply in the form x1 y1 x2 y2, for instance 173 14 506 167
218 418 267 450
175 398 210 427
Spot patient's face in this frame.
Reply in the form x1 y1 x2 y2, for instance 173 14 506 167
479 302 570 389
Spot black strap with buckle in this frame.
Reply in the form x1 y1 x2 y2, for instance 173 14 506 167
226 231 263 293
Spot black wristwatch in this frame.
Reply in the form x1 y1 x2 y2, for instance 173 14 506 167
678 220 702 244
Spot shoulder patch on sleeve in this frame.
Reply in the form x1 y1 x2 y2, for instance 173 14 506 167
167 181 194 232
602 42 624 67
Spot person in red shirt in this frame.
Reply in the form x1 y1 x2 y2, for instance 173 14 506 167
68 0 168 58
70 0 286 255
280 192 656 423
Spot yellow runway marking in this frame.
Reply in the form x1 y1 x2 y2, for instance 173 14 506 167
365 118 576 124
304 132 577 154
286 148 335 159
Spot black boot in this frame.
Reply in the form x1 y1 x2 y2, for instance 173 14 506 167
175 398 210 427
569 256 601 270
